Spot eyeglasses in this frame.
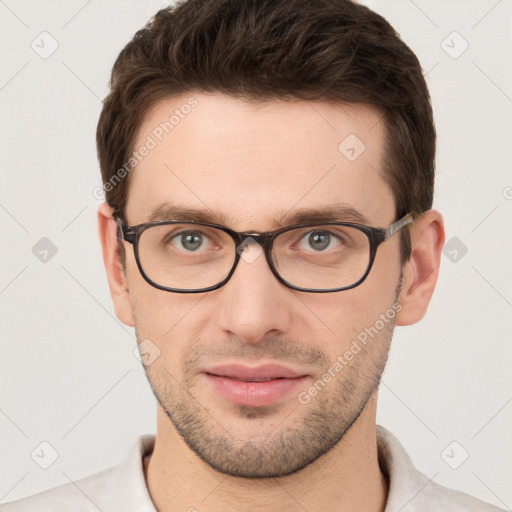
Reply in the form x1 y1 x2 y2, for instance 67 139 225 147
116 213 413 293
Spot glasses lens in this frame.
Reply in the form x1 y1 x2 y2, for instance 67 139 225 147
137 224 236 290
272 224 371 290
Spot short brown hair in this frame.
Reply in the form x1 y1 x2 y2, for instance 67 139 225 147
96 0 436 264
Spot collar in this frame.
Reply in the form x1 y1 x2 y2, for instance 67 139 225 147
111 426 502 511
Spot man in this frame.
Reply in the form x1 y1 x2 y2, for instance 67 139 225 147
2 0 504 510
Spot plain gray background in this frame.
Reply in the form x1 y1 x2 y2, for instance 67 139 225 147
1 0 511 507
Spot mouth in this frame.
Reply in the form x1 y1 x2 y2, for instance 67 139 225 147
202 363 309 407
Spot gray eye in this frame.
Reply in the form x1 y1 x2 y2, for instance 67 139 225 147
308 231 331 251
180 231 203 251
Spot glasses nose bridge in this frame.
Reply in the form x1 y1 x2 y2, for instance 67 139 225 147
235 230 275 255
231 230 277 277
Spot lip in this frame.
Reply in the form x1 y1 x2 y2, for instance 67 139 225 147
203 363 309 407
205 363 305 381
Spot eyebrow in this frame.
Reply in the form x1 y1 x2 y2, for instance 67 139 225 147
145 203 371 229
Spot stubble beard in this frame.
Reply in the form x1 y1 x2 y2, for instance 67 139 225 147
137 281 401 478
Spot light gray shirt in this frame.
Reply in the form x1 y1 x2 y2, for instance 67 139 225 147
1 425 505 511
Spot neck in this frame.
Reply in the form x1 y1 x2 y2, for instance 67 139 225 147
145 393 388 512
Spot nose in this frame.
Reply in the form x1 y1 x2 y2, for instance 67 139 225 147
216 239 293 345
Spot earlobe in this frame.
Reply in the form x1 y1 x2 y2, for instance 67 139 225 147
395 210 445 326
97 203 135 327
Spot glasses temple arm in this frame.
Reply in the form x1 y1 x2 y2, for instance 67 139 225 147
384 213 413 239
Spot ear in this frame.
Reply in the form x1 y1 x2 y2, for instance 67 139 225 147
395 209 445 326
97 203 135 327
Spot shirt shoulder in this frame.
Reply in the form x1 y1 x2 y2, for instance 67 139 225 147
0 466 117 512
377 425 506 512
412 479 506 512
0 434 156 512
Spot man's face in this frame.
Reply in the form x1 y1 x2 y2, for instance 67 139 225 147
120 93 403 477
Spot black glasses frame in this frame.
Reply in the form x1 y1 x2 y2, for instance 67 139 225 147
116 213 413 294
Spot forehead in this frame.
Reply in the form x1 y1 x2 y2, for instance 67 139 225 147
124 92 394 228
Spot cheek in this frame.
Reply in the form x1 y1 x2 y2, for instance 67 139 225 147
347 246 403 331
298 292 386 349
130 285 205 367
298 250 402 350
125 255 179 332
